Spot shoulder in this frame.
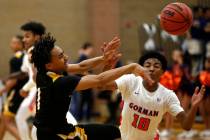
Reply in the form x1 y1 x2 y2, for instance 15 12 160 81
116 74 140 87
118 74 139 81
158 84 175 96
47 72 81 87
14 51 24 59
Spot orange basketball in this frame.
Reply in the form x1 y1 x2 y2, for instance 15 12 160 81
160 2 193 35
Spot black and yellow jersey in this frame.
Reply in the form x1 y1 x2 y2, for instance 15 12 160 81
34 71 81 129
3 51 28 116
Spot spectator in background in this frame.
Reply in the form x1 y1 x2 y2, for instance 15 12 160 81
0 35 27 140
196 54 210 137
98 60 123 124
76 42 94 122
160 49 194 138
183 6 205 76
159 49 183 137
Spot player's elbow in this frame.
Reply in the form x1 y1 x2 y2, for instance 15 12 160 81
182 124 191 131
183 126 191 131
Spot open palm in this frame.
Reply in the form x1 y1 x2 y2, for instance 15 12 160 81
191 85 205 107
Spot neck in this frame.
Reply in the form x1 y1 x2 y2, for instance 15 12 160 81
143 80 158 92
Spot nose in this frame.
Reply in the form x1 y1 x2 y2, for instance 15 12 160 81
22 37 26 43
149 66 155 72
64 54 69 61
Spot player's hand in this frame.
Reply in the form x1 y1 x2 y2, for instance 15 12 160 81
191 85 205 107
20 89 29 97
101 37 121 65
103 50 122 71
133 64 154 85
101 36 120 54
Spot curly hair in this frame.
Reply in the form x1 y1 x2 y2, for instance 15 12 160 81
138 51 167 72
21 21 46 36
31 33 56 73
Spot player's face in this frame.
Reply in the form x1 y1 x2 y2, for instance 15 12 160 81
47 46 69 72
143 58 163 82
22 31 40 50
10 37 23 52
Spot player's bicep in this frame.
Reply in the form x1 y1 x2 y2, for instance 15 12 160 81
75 75 100 91
166 92 184 117
98 81 118 91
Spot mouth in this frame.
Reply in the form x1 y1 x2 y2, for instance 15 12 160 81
64 61 68 66
149 74 155 78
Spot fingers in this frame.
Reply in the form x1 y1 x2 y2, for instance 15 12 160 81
110 53 122 68
194 86 199 95
194 85 206 96
101 42 107 53
200 85 206 95
103 37 120 53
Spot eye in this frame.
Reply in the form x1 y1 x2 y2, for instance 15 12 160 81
154 65 161 69
144 64 150 68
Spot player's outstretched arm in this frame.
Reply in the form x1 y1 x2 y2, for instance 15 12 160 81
75 63 153 91
0 79 17 96
176 85 205 130
67 37 121 74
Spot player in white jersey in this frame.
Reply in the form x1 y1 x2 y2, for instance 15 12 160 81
15 21 46 140
104 51 205 140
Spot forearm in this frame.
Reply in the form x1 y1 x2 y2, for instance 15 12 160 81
97 81 118 91
7 71 28 80
178 105 198 130
78 56 104 70
67 56 104 74
98 63 138 85
0 79 17 95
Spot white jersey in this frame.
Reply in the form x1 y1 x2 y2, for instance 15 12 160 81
21 48 36 91
115 74 184 140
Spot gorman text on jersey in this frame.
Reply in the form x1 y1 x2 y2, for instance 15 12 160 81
129 102 159 117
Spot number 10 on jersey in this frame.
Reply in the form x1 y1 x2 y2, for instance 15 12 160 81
132 113 150 131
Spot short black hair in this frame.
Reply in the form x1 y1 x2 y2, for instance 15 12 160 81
31 33 55 73
82 42 92 50
15 35 23 41
138 51 167 71
21 21 46 36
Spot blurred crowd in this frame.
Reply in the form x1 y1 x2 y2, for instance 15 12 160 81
158 6 210 139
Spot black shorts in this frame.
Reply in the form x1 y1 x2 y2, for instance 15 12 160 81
3 90 24 117
36 124 121 140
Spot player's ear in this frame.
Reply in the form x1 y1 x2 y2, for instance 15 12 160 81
45 63 53 71
34 34 41 42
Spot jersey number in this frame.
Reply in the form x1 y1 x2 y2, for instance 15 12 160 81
131 113 150 131
37 88 41 111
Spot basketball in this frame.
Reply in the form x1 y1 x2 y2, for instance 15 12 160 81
160 2 193 35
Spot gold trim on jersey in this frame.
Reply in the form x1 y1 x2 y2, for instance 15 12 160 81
57 126 87 140
14 51 23 59
47 72 63 82
3 90 15 117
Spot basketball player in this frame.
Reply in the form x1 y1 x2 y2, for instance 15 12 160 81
31 34 153 140
102 51 205 140
15 21 46 140
0 35 27 140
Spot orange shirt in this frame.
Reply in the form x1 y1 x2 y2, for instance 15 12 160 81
199 71 210 87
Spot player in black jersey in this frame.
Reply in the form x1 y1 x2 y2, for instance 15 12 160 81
0 35 28 140
31 34 153 140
